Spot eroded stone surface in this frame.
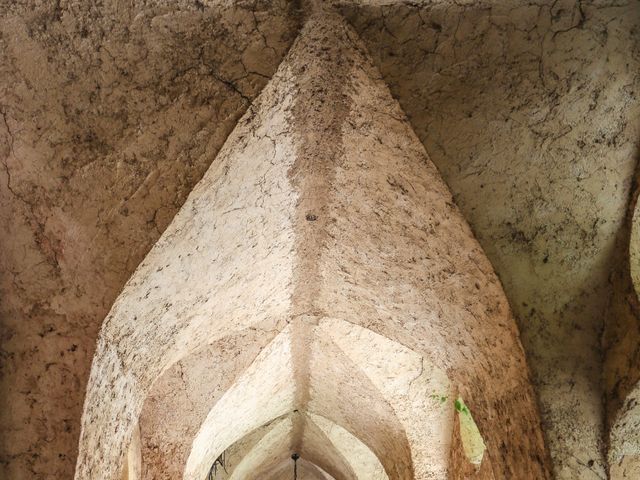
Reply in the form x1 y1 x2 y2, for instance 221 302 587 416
306 413 388 480
139 325 278 479
338 1 640 478
185 328 296 480
76 9 549 480
73 17 302 474
3 1 634 479
0 1 299 479
604 169 640 479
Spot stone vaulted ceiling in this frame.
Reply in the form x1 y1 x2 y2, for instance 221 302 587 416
0 1 639 480
75 10 548 479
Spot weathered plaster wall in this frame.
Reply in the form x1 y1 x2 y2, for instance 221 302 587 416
306 413 388 480
225 416 296 480
263 457 336 480
139 325 278 479
0 1 299 479
2 1 638 479
76 9 549 480
316 320 452 479
74 26 305 476
185 329 297 480
604 169 640 478
338 1 640 478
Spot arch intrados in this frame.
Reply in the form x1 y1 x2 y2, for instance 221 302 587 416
307 331 414 480
261 457 336 480
131 322 282 479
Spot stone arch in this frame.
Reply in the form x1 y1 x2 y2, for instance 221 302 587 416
138 322 281 479
308 319 452 479
183 321 415 480
213 412 360 480
74 15 300 476
259 457 336 480
302 413 388 480
75 6 550 480
183 410 385 480
137 313 451 480
182 327 297 480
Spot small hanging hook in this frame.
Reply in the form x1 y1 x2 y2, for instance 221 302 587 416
291 453 300 480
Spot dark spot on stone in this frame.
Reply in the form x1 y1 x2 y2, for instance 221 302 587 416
587 459 594 467
306 213 317 221
543 254 549 263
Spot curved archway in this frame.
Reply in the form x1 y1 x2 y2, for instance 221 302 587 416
260 458 336 480
183 320 414 480
74 25 300 478
138 322 279 479
304 413 387 480
183 327 297 480
76 7 550 480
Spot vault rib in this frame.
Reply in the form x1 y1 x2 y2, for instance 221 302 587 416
287 9 355 453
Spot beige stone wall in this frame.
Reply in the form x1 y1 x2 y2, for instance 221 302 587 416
339 1 640 478
1 1 638 479
0 2 298 479
75 9 549 480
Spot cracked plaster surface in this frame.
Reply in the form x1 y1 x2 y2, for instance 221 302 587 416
337 1 640 478
75 9 548 480
0 1 299 479
1 1 639 479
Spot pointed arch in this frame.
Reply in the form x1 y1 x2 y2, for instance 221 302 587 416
76 8 550 480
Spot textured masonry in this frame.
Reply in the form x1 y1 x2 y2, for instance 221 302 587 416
76 9 550 480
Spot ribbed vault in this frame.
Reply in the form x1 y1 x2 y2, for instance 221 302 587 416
76 6 550 480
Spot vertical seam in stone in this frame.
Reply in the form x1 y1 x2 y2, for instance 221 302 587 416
287 11 356 453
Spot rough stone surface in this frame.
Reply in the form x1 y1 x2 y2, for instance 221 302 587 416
74 27 301 476
604 169 640 479
0 1 298 479
75 9 549 480
307 413 388 480
139 325 277 479
338 1 640 478
2 1 638 479
185 329 297 480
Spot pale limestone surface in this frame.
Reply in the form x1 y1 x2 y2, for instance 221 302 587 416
263 458 336 480
75 9 549 480
338 2 640 478
184 328 296 480
121 424 141 480
320 319 453 479
2 1 637 479
227 417 294 480
139 325 278 480
307 413 388 480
